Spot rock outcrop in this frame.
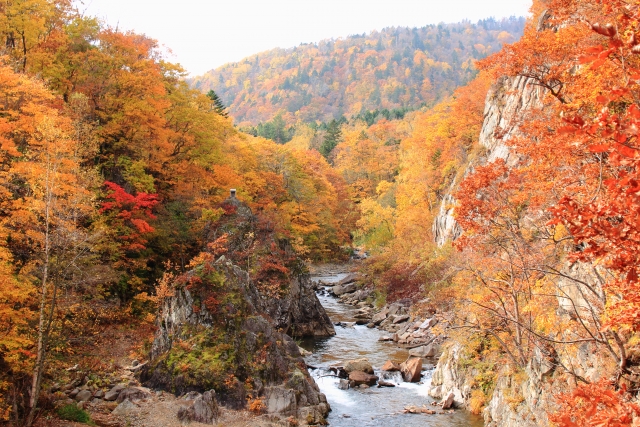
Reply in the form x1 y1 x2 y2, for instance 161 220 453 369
433 75 546 247
142 195 333 425
143 258 329 425
214 194 335 338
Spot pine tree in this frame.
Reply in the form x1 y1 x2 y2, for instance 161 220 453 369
319 119 343 158
206 90 228 118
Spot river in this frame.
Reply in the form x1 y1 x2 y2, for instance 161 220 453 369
300 270 484 427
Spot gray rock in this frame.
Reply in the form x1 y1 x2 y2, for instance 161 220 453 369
409 344 439 358
338 379 350 390
94 390 104 399
420 318 437 329
75 390 93 402
116 387 151 403
265 386 297 415
371 309 389 325
104 384 125 401
393 314 410 324
333 283 357 296
337 273 359 286
177 390 219 424
429 385 443 399
112 399 137 416
68 388 80 398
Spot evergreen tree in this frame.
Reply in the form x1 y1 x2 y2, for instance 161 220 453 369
319 119 343 158
206 90 228 118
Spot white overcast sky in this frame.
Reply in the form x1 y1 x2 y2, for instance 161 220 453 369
76 0 533 76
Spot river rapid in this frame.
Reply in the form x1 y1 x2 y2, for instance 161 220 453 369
300 270 484 427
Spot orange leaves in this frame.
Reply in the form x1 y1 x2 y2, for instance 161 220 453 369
549 380 640 427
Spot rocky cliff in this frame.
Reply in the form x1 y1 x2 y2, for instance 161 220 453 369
216 194 335 338
428 37 615 427
143 257 330 425
141 195 333 425
433 75 546 247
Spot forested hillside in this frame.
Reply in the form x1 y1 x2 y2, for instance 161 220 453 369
191 18 525 126
0 2 353 423
320 0 640 425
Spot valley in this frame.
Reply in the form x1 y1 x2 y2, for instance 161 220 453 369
1 1 640 427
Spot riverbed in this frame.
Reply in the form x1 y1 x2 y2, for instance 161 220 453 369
300 270 484 427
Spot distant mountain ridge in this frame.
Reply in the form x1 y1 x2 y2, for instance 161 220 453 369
191 17 526 126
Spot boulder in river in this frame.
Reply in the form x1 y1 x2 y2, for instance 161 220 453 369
441 391 455 409
333 283 357 296
344 358 374 374
337 273 359 286
381 360 401 372
348 371 378 387
401 357 423 382
409 343 440 358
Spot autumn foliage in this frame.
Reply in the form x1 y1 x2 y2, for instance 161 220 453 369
0 0 354 422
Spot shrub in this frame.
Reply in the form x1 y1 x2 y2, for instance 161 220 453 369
57 404 92 424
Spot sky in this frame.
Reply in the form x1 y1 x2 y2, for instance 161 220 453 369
77 0 533 76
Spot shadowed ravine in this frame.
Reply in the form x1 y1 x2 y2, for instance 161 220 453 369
300 270 484 427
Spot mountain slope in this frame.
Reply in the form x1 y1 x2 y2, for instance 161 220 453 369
191 17 525 126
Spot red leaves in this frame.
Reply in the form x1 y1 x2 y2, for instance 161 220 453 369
100 181 159 251
548 380 640 427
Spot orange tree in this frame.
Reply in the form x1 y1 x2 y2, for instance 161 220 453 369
453 0 640 423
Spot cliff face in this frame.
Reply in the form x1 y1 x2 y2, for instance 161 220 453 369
143 258 330 425
428 54 614 427
142 196 333 425
433 75 546 247
215 195 335 338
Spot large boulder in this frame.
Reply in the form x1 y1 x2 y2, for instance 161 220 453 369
143 257 330 423
333 283 357 296
337 273 359 286
348 371 378 387
344 358 374 374
178 390 219 424
381 361 401 372
401 357 423 382
104 384 125 402
116 387 151 403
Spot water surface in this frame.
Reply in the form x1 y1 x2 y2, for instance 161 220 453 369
300 272 484 427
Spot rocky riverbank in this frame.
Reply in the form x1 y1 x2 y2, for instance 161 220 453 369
313 270 446 361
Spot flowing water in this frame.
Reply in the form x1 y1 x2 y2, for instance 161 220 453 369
300 271 484 427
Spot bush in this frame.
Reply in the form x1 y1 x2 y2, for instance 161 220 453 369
57 404 92 424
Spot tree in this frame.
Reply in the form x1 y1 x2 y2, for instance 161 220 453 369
319 119 343 158
0 61 94 425
206 89 228 118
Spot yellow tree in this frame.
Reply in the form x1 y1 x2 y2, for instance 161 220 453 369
0 61 93 424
